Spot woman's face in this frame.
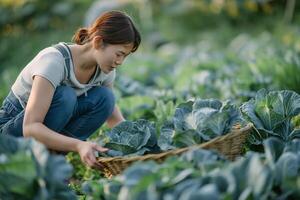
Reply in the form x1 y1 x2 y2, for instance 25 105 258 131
94 42 134 74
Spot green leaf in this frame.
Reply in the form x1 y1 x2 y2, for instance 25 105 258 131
284 139 300 154
254 89 285 130
101 120 158 156
179 184 220 200
157 120 176 150
0 152 36 199
263 137 286 164
173 100 194 131
241 89 300 143
194 99 242 141
228 154 273 199
173 130 202 148
289 129 300 140
274 152 299 186
0 134 75 199
0 134 20 154
180 149 224 170
241 99 265 129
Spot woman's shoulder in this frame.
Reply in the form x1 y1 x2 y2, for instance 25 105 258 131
25 45 66 72
36 45 65 61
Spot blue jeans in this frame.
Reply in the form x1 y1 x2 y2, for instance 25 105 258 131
0 86 115 140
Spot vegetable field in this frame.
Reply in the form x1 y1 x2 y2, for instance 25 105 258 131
1 0 300 199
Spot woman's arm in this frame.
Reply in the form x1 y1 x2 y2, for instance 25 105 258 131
23 76 107 168
106 105 125 128
105 83 125 128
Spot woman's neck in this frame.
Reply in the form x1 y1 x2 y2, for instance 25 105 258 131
69 44 97 84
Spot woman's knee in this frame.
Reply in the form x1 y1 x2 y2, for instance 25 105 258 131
52 86 77 114
91 87 115 114
43 86 77 132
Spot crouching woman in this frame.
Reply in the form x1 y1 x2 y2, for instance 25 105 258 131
0 11 141 169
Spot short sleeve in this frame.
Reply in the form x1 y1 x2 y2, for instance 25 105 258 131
102 69 116 86
31 50 65 89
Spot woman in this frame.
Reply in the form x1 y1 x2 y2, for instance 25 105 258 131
0 11 141 169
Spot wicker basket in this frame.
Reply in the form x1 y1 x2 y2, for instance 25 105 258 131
97 123 253 178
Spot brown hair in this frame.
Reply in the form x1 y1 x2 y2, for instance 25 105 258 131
72 11 141 52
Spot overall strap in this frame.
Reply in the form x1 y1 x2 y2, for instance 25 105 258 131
52 43 71 81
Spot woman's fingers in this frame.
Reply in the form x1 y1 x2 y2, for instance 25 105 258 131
93 143 109 152
84 157 94 168
79 142 108 169
86 151 105 170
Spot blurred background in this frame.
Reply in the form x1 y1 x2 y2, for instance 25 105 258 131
0 0 299 113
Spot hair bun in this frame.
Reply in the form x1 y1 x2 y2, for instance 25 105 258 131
72 28 89 45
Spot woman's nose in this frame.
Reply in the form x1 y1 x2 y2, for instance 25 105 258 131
115 58 124 65
115 61 122 65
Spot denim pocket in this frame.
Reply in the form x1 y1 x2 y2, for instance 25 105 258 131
1 98 21 117
0 107 9 128
0 104 15 130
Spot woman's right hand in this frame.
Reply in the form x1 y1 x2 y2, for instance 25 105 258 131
76 141 108 169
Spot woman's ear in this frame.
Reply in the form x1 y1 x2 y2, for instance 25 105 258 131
93 36 104 50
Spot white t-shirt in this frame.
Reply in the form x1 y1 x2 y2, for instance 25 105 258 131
11 42 115 108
